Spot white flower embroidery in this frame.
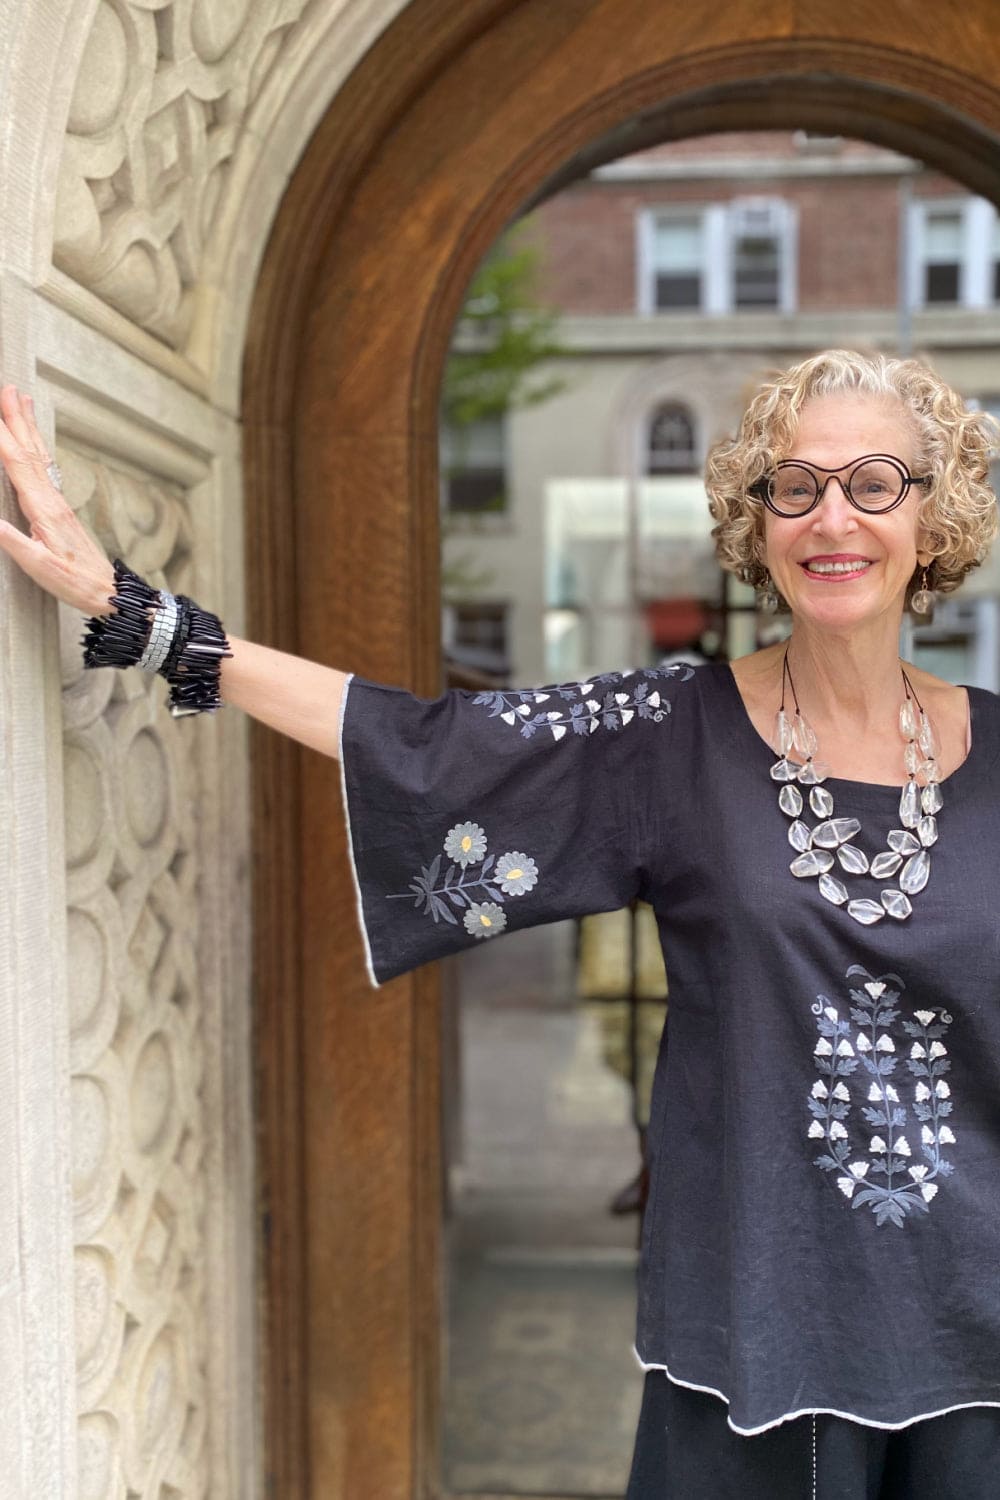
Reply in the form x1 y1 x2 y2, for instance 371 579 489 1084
463 901 507 939
389 821 542 940
494 851 539 895
807 967 958 1228
445 821 487 867
473 665 693 741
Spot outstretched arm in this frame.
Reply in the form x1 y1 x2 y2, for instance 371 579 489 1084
220 637 348 760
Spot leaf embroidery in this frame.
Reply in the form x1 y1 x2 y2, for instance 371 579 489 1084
387 823 540 940
472 664 693 741
807 964 956 1228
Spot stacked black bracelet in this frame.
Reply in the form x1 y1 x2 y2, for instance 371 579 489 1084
81 557 233 718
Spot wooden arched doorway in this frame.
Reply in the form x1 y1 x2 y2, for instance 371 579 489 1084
242 4 1000 1494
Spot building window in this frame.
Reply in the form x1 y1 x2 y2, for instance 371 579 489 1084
647 402 698 475
639 198 796 314
441 414 507 513
921 207 963 304
649 214 704 309
909 197 1000 309
727 198 794 310
445 602 510 675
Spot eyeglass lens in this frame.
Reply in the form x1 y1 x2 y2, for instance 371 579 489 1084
768 458 905 514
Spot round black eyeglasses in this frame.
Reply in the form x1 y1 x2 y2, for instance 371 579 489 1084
749 454 932 518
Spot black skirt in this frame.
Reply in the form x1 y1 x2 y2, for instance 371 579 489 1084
626 1371 1000 1500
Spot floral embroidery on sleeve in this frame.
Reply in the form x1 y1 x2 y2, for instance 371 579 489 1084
386 822 539 939
807 964 956 1228
472 664 693 741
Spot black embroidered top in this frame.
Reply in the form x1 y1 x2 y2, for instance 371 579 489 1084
338 659 1000 1435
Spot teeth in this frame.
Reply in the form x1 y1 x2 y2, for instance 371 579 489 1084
805 560 872 575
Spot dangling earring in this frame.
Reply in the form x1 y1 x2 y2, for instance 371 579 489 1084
759 574 779 614
911 566 935 616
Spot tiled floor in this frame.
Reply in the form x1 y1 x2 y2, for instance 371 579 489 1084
443 920 649 1497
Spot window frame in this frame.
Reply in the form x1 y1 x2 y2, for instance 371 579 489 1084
907 195 999 310
637 197 798 315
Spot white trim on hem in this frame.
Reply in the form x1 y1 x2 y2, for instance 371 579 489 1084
337 672 383 990
631 1344 1000 1437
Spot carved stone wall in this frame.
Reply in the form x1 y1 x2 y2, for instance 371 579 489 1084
55 0 313 353
61 444 211 1499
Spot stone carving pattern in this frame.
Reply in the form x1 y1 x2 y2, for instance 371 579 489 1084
59 443 211 1499
56 0 311 350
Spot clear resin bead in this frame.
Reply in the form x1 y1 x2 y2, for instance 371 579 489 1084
778 784 803 817
809 786 834 818
788 820 812 852
870 851 903 879
881 888 913 920
921 782 943 815
847 898 885 925
793 714 819 757
790 849 834 877
812 817 862 848
797 760 831 785
770 758 796 782
773 709 794 755
900 848 931 895
819 873 848 905
904 741 922 775
899 780 920 828
918 815 938 848
899 700 917 738
837 844 870 874
918 713 940 759
888 829 920 856
922 758 941 784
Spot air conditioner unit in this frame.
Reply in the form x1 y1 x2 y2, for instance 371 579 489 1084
728 197 786 237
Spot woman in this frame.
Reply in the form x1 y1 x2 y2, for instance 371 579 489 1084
1 349 998 1498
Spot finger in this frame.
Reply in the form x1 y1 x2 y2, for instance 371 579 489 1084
0 385 34 452
18 392 49 464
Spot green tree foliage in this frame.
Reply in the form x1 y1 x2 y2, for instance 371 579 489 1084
442 221 567 430
442 220 566 600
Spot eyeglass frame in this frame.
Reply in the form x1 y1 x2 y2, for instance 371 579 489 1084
748 453 933 518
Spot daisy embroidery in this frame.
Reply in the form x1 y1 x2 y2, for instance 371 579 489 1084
387 822 541 938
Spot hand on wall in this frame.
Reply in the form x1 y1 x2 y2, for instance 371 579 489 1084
0 385 116 616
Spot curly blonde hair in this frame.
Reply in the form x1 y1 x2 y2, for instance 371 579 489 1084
705 349 999 610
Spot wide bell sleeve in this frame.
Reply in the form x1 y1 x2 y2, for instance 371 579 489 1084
337 664 692 987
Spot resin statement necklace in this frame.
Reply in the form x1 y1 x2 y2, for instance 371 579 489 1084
770 648 942 925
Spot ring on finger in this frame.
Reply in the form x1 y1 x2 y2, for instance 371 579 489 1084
46 460 63 492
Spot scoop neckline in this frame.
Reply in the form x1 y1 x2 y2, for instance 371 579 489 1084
715 659 994 812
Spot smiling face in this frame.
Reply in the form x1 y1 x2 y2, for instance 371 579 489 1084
763 392 931 633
